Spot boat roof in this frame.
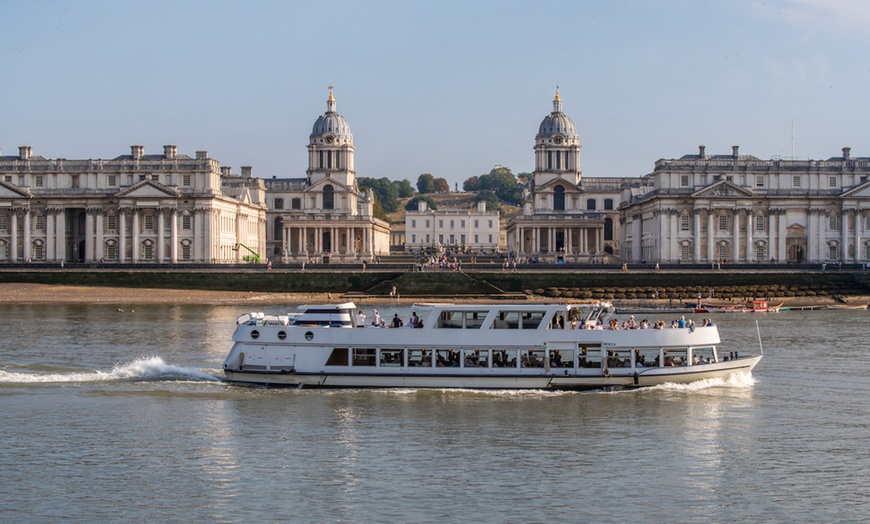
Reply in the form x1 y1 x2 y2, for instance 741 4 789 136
296 302 357 311
410 302 610 312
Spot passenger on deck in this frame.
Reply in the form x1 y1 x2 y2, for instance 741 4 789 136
391 314 402 328
356 310 366 328
410 312 419 327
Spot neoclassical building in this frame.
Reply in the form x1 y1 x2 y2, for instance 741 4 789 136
506 91 622 261
0 145 266 263
405 201 500 253
620 145 870 263
265 90 390 263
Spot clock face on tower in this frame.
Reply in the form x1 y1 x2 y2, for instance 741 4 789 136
553 135 563 144
325 135 335 144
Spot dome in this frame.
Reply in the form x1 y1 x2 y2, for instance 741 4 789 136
536 90 577 139
311 90 352 137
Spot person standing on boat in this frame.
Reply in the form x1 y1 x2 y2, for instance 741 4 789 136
356 310 366 328
372 310 382 326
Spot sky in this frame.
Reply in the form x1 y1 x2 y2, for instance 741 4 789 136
2 0 869 189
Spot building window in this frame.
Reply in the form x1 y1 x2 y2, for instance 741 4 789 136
461 220 465 228
680 243 691 261
144 214 154 231
439 220 443 228
143 243 154 260
182 214 191 230
425 220 430 228
829 176 838 188
680 214 690 231
726 175 734 182
425 234 430 243
0 214 6 230
3 175 11 182
183 174 191 186
474 220 479 228
718 243 729 260
33 243 44 260
756 215 765 232
828 243 838 260
450 220 454 229
274 198 284 210
756 175 764 187
488 220 493 228
107 214 116 231
411 234 416 243
586 199 596 210
106 242 117 260
108 174 117 187
829 215 838 231
291 198 301 210
861 176 867 184
438 234 443 243
488 234 493 243
755 242 766 261
474 234 478 243
411 220 416 228
680 175 690 187
323 184 334 210
139 174 146 182
448 234 454 244
718 215 728 231
182 243 191 261
604 199 613 210
460 234 465 244
35 175 44 187
792 175 801 188
554 185 565 210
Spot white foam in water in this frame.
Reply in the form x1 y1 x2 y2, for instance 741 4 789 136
646 371 756 392
0 356 220 384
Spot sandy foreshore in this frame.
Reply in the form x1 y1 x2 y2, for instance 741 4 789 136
1 283 865 308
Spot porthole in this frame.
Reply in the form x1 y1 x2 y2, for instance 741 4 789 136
250 330 260 339
305 331 314 341
278 331 287 340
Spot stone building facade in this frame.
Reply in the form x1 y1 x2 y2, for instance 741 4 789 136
0 145 266 263
265 90 390 263
506 91 623 261
620 145 870 264
405 201 500 253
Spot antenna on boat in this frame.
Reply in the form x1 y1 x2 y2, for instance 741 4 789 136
755 319 764 355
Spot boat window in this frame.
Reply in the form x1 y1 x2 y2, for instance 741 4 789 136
325 347 349 366
379 348 404 367
464 311 487 329
550 314 567 330
579 344 602 369
691 346 716 365
492 311 519 329
439 311 463 328
408 349 432 367
606 349 633 370
521 312 546 329
521 350 547 368
492 349 517 368
550 349 573 368
435 349 458 367
663 348 689 367
634 348 659 368
352 348 377 366
463 349 488 368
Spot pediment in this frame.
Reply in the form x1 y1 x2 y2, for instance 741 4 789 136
307 178 352 193
115 180 179 199
0 180 31 199
840 180 870 198
692 180 755 198
535 178 582 193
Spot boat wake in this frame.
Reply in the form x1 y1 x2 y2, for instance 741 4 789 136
0 356 221 384
646 371 756 392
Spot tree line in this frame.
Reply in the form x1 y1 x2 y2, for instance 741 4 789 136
357 166 531 220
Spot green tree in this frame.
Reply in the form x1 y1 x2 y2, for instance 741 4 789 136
478 166 521 205
416 173 436 194
405 195 438 211
371 195 388 221
358 176 399 213
396 179 415 198
516 172 533 185
463 175 481 192
473 189 501 212
433 177 450 193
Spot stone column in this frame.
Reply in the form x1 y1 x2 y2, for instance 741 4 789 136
56 209 66 262
84 210 94 262
732 209 740 262
768 210 776 262
669 211 678 262
119 209 127 263
855 211 863 262
157 209 165 263
777 209 787 262
132 209 140 263
46 211 55 261
95 210 104 261
23 208 31 261
745 210 754 262
707 210 715 262
693 210 701 262
10 210 18 262
170 209 178 263
842 210 850 262
631 215 641 262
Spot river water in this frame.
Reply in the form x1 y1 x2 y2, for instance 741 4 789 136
0 303 867 523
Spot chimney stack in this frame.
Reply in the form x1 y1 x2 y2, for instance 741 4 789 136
698 145 705 158
732 145 739 157
195 150 208 160
241 166 252 178
131 145 144 159
842 147 851 159
19 145 32 160
220 166 231 177
163 145 177 159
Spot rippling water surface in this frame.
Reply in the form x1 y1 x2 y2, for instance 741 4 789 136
0 303 867 522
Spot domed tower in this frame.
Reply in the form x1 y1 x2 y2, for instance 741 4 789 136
307 88 355 188
534 88 581 187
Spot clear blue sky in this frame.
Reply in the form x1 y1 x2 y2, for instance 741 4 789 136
3 0 868 188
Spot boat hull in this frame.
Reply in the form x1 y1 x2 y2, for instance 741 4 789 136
224 356 761 389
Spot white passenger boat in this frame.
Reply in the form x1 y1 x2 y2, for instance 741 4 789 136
222 302 762 389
